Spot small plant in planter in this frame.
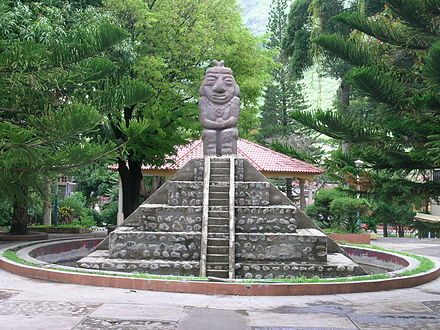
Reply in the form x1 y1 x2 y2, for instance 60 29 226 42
58 206 74 225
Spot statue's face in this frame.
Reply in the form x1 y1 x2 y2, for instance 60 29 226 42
202 73 237 104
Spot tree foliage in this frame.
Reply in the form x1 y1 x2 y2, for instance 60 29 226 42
104 0 274 216
258 0 324 170
292 0 440 231
0 1 147 234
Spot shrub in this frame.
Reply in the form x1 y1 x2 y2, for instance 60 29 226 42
306 188 347 228
58 206 74 224
0 200 12 227
371 202 415 237
71 214 97 228
330 197 370 233
99 201 118 225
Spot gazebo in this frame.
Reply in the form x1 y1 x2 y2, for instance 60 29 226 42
110 139 324 224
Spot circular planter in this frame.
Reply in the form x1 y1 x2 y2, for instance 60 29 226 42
1 238 439 296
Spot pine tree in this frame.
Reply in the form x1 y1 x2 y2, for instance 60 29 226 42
283 0 385 109
291 0 440 231
259 0 323 167
0 2 148 234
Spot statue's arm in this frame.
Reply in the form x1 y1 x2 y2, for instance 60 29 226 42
199 99 222 129
222 98 240 128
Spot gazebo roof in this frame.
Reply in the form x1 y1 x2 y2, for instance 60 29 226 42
109 139 324 180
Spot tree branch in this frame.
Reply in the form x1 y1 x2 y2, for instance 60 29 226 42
2 142 126 173
0 107 27 114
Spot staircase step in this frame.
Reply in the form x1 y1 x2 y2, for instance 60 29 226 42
210 199 229 206
207 237 229 246
210 175 229 182
206 269 229 278
210 160 230 167
210 172 229 177
208 210 229 218
209 191 229 199
209 185 229 193
207 254 229 262
207 262 228 270
207 245 229 254
209 217 229 225
208 224 229 233
210 167 230 175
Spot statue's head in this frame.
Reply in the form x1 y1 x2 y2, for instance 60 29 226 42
200 60 240 104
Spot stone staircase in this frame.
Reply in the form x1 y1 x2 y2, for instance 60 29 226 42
205 158 233 279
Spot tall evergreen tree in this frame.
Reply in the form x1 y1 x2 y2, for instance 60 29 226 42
0 2 148 234
292 0 440 231
259 0 323 167
283 0 385 108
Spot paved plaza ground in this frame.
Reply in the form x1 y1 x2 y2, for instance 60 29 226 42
0 235 439 329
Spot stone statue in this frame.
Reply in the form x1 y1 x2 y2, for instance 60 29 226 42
199 60 240 156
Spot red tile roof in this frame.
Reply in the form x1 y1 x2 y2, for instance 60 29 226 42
109 139 324 175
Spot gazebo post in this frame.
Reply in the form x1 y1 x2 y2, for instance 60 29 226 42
308 179 314 206
117 176 124 225
299 179 306 211
285 178 293 200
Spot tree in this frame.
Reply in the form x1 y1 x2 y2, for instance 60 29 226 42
72 163 118 207
259 0 323 159
292 0 440 231
330 197 369 233
305 188 347 228
104 0 274 217
283 0 385 109
0 2 148 234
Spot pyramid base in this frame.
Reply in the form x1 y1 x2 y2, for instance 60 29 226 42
235 253 365 279
78 250 200 276
77 251 364 279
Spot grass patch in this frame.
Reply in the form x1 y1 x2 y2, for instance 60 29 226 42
3 250 39 267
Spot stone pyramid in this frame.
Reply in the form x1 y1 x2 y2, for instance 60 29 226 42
78 156 367 280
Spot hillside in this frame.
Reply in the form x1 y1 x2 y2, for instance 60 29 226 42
237 0 339 110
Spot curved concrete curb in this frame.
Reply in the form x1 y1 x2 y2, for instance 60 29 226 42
1 239 439 296
0 232 48 241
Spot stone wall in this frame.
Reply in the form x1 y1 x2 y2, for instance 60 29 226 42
193 159 204 181
235 182 270 206
235 229 327 263
167 182 203 206
235 260 362 280
109 231 201 261
235 206 297 233
125 206 202 232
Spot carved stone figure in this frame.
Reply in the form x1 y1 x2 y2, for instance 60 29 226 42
199 60 240 156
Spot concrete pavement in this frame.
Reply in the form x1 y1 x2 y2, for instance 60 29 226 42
0 236 439 329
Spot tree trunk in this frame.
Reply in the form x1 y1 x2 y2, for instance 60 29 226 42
337 79 351 109
118 158 144 219
398 225 405 237
10 199 29 235
383 222 388 237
